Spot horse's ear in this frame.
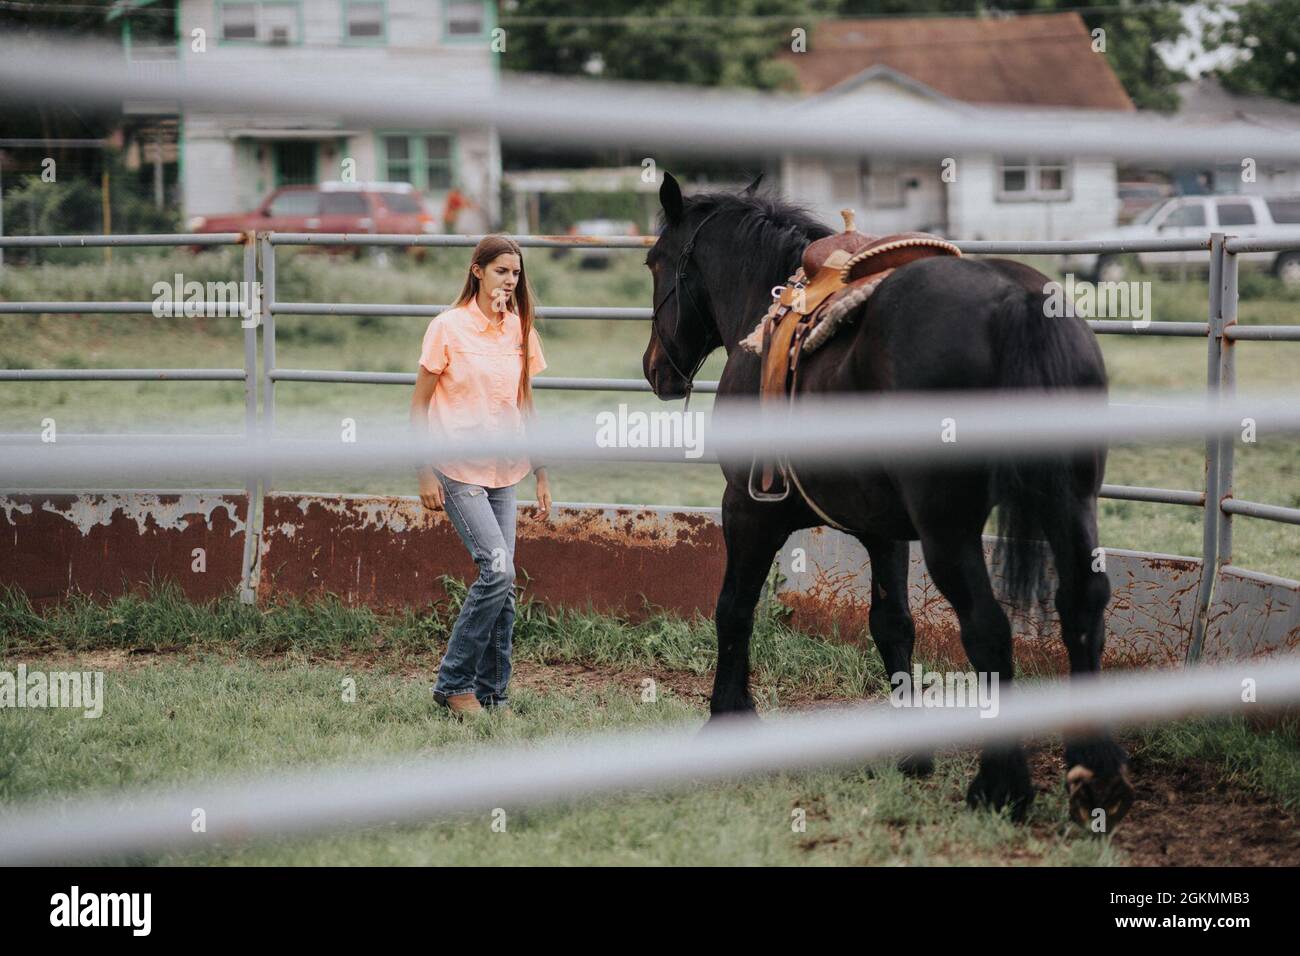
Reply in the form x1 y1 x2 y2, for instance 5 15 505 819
742 172 764 196
659 171 684 226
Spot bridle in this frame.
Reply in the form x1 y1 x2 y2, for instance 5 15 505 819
649 209 720 408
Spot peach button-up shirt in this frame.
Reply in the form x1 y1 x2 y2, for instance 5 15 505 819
419 296 547 487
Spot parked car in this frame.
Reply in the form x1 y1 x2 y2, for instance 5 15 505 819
1064 194 1300 285
1117 181 1173 224
552 218 640 268
187 182 438 252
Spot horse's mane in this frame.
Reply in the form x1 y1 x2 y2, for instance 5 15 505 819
658 187 834 283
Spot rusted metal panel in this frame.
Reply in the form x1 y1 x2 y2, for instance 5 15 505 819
0 492 248 606
256 493 725 618
1200 567 1300 662
775 529 1208 672
11 492 1295 670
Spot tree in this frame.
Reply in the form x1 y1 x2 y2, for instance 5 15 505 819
503 0 1197 110
501 0 838 90
1211 0 1300 103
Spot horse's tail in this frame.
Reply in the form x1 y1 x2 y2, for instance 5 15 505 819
988 284 1098 607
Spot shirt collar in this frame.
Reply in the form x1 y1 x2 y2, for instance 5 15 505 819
468 295 511 333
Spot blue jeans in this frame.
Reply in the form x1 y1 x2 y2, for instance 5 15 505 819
432 471 518 707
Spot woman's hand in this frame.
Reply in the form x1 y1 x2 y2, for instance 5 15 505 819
535 469 551 515
418 469 445 511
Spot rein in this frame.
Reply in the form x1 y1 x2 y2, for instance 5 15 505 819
649 209 720 410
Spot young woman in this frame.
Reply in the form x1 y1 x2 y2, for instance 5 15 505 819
410 234 550 718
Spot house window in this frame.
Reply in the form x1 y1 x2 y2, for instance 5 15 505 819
344 0 385 42
444 1 487 39
381 133 455 193
220 1 301 45
997 157 1070 201
859 161 905 209
221 3 257 40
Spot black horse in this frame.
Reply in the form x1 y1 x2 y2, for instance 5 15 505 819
642 172 1134 826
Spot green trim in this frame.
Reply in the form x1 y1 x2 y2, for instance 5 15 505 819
106 0 163 23
375 131 460 195
217 0 305 47
441 0 491 44
341 0 387 46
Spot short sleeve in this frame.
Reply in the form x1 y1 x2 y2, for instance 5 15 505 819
419 317 449 374
526 327 547 375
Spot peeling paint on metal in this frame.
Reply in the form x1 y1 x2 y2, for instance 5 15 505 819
2 492 249 604
35 493 245 538
1 498 34 526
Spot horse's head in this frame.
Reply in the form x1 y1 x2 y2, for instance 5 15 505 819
642 172 752 400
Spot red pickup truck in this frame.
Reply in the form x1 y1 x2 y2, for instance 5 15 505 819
187 182 438 246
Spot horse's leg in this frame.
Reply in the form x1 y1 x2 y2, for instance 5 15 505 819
920 532 1035 820
1046 493 1135 829
710 489 791 720
860 535 931 776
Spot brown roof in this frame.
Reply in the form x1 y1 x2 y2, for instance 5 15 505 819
780 12 1134 111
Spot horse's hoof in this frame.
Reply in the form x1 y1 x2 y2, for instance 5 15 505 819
698 708 759 735
966 752 1034 823
898 752 935 778
1066 764 1135 831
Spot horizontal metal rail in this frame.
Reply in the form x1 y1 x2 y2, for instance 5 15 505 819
959 237 1212 255
0 233 243 248
269 301 648 320
270 232 654 248
1220 498 1300 527
1224 325 1300 342
0 432 248 444
269 368 719 392
1087 320 1207 337
0 369 245 382
1098 484 1205 507
1224 236 1300 254
0 301 252 315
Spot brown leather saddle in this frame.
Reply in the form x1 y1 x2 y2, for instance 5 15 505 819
750 210 961 502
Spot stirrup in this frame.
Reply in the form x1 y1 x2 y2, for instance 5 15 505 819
748 457 790 502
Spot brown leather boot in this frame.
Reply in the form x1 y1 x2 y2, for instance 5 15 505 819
433 690 484 718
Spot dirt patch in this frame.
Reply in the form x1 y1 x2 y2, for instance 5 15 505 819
1024 744 1300 866
511 658 715 705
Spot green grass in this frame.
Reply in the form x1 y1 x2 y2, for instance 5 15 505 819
1 249 1296 576
1 584 1296 865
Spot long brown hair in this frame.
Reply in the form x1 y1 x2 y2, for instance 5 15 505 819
453 234 539 413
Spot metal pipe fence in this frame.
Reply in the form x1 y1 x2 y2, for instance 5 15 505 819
2 230 1299 656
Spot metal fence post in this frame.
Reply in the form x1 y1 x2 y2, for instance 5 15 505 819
1188 232 1225 662
1216 244 1239 570
238 233 260 604
260 232 276 494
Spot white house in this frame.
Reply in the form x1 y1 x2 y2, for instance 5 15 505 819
775 12 1135 240
109 0 501 225
1168 76 1300 196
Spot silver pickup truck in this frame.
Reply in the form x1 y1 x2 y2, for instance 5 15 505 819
1065 194 1300 286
